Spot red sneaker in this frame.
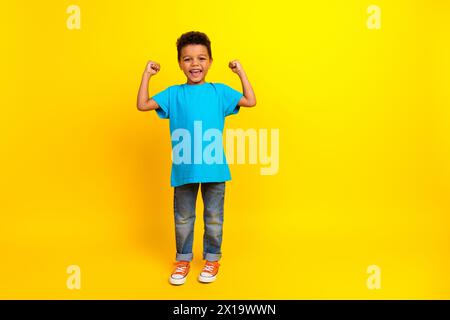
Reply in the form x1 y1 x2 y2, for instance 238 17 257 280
169 261 190 285
198 260 220 283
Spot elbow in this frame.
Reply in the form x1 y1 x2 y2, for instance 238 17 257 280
137 101 151 111
241 97 256 108
137 98 157 111
137 104 148 111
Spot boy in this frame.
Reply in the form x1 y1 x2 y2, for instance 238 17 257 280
136 31 256 285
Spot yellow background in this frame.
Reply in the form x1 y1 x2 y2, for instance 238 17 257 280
1 0 449 299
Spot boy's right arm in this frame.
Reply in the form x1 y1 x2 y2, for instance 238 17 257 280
137 61 161 111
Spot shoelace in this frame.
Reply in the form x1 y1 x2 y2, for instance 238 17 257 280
174 264 188 274
203 264 216 273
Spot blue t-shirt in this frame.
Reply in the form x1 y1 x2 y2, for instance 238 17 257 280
152 82 243 187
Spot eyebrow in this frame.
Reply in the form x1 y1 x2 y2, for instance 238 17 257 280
182 54 208 59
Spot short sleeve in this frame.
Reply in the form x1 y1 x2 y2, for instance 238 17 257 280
220 84 243 117
152 87 171 119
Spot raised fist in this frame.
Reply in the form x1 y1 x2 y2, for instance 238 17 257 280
145 61 160 76
228 60 243 74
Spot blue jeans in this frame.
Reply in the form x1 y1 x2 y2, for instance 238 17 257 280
173 182 225 262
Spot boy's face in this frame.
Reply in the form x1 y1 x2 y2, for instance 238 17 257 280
178 44 212 85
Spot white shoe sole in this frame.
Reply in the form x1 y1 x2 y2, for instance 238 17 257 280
169 276 187 285
198 274 217 283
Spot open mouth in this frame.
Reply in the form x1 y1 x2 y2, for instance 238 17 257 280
189 69 203 77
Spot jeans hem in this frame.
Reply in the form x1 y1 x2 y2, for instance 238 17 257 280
176 253 193 262
204 253 221 262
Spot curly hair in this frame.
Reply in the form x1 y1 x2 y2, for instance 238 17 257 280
176 31 212 61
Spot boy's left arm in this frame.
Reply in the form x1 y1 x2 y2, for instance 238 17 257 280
229 60 257 107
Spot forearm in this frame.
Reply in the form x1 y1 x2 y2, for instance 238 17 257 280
137 73 153 110
237 70 256 105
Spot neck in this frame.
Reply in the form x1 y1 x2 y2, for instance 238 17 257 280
186 79 206 85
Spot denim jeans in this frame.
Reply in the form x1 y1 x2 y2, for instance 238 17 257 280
173 182 225 262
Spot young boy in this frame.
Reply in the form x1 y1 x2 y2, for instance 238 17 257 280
136 31 256 285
